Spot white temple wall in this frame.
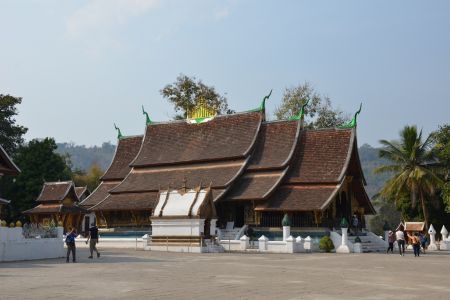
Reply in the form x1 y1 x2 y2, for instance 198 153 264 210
0 227 64 262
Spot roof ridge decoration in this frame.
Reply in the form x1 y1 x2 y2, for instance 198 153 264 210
114 123 123 139
187 97 217 124
289 99 309 121
142 106 153 125
339 103 362 128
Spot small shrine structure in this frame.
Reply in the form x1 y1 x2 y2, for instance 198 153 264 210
150 183 217 253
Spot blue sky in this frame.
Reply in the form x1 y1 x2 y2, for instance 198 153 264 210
1 0 449 147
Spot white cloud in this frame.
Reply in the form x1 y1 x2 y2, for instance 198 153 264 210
66 0 159 37
214 7 230 20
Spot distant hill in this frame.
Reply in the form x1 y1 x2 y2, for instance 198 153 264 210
56 142 116 172
57 142 391 198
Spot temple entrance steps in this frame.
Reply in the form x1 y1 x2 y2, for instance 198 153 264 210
347 233 388 253
203 239 224 253
217 225 247 241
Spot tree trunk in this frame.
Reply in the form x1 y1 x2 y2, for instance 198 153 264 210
420 190 429 229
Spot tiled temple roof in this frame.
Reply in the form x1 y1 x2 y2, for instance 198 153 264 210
79 182 119 208
111 159 247 193
0 145 20 175
36 181 77 203
247 120 300 170
0 198 10 205
91 192 157 211
101 135 143 181
225 169 288 201
75 186 89 199
131 112 262 167
80 135 143 209
255 184 341 211
286 128 354 183
23 204 87 214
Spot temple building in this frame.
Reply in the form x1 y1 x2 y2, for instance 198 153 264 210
0 145 20 215
79 134 144 229
83 98 375 237
24 181 86 232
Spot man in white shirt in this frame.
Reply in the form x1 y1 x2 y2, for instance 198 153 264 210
396 230 405 256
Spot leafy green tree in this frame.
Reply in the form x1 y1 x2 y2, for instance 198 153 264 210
0 94 28 154
430 124 450 212
161 74 232 119
368 197 402 235
0 138 72 221
274 82 348 128
374 126 443 227
73 163 103 192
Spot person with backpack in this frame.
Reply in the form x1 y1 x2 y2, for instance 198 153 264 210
408 232 421 257
85 223 100 259
65 228 77 263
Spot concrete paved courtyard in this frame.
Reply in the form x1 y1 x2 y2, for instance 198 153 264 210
1 248 449 300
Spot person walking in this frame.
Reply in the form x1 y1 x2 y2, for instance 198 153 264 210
419 233 427 254
85 223 100 259
386 230 395 253
395 228 405 256
352 214 359 235
65 228 77 263
408 232 421 257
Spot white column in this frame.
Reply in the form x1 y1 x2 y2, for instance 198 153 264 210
239 235 249 251
337 227 351 253
286 236 294 253
258 235 268 251
384 231 389 243
428 224 438 251
283 226 290 242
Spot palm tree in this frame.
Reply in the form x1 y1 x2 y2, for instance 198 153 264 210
374 126 443 228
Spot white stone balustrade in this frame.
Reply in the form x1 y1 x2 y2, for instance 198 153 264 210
440 225 449 251
239 234 249 250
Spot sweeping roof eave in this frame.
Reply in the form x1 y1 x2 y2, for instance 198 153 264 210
0 145 20 175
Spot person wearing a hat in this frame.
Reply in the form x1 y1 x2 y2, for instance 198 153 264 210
386 230 396 254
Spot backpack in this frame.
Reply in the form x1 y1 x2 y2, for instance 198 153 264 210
65 234 75 244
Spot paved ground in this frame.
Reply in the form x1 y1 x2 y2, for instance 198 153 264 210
1 248 449 300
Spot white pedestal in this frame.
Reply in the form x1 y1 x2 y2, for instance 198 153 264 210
258 235 268 251
336 227 351 253
428 224 438 251
283 226 290 242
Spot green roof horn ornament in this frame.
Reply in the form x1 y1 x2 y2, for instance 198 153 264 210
339 102 362 128
259 89 272 111
142 105 152 125
290 99 309 121
114 123 123 139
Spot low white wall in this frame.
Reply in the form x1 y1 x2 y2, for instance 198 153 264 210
219 240 241 251
76 237 145 250
0 227 64 262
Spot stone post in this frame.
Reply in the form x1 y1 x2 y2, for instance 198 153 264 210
240 235 249 251
440 225 449 251
337 217 351 253
428 224 438 251
258 235 268 251
353 237 362 253
57 226 64 239
286 236 294 253
304 236 312 252
282 213 291 242
295 236 304 252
